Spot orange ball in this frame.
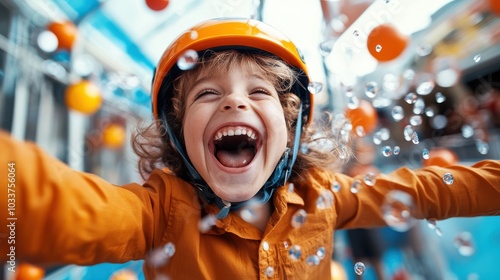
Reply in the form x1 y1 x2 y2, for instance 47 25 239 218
367 24 409 62
15 263 44 280
423 148 459 167
102 124 127 149
490 0 500 15
331 260 347 280
345 99 378 135
145 0 170 11
65 80 102 115
47 21 78 50
109 269 138 280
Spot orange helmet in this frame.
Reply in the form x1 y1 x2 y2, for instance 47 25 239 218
151 18 313 125
151 18 313 218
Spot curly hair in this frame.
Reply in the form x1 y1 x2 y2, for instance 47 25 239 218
132 50 352 183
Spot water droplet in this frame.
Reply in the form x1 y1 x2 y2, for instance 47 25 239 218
431 115 448 130
198 214 217 233
393 146 400 155
382 190 415 232
435 227 443 237
391 106 404 122
353 30 360 37
338 145 348 159
265 266 275 277
291 209 307 228
147 242 176 267
316 247 326 259
363 172 377 186
461 125 474 138
340 129 350 144
379 128 390 141
382 73 399 92
306 255 321 266
347 96 360 109
288 244 302 261
37 30 58 53
404 92 418 104
239 199 266 224
403 125 414 141
308 81 323 94
365 81 378 98
330 15 347 33
443 173 454 185
403 69 416 81
354 262 366 275
410 115 423 126
416 44 432 57
411 132 419 144
163 243 176 257
475 140 489 155
375 45 382 53
416 80 435 96
425 107 435 117
454 232 475 257
283 241 290 249
473 54 481 63
177 49 199 70
356 126 366 137
427 218 437 229
435 92 446 103
316 190 334 209
382 146 392 157
413 98 425 115
350 179 362 193
331 181 341 192
373 132 383 145
189 30 198 40
436 68 459 87
319 40 334 56
422 149 430 159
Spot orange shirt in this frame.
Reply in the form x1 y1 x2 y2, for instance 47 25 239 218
1 131 500 279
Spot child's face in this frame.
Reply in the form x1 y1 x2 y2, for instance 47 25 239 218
182 64 288 203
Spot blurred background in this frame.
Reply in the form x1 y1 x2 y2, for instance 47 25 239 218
0 0 499 279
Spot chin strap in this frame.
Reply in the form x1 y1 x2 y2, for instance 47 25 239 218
161 103 303 219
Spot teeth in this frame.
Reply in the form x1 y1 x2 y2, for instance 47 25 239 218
214 126 257 141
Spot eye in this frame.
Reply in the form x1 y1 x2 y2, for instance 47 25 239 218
194 89 219 100
251 88 270 95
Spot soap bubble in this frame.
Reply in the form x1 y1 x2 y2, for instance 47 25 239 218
354 262 366 275
291 209 307 228
177 49 199 70
382 190 416 232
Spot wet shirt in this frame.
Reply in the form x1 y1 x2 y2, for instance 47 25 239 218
1 131 500 279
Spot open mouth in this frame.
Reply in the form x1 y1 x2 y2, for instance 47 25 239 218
213 126 258 168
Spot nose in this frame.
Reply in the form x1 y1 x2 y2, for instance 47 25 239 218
220 93 248 111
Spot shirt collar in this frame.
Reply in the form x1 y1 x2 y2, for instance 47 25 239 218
203 183 304 238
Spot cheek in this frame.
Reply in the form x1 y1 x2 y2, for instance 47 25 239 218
265 106 288 146
182 108 207 149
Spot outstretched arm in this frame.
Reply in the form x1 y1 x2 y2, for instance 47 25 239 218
334 160 500 229
0 131 162 266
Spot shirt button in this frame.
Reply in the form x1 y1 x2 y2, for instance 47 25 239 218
265 266 275 277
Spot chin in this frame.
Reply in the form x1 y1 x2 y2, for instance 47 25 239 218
212 182 262 203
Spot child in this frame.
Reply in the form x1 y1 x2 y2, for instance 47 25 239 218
1 18 500 279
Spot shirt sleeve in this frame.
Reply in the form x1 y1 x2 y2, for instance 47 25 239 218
0 131 166 266
333 160 500 229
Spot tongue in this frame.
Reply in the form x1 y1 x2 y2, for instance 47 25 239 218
216 148 254 168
